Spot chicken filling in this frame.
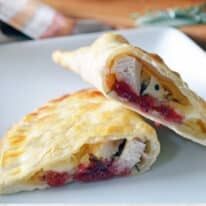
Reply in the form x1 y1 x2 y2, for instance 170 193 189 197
111 56 183 123
42 139 146 187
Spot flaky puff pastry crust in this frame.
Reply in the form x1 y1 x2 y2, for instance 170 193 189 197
0 89 159 194
53 33 206 145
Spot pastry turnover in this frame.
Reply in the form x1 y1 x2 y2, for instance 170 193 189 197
0 89 160 194
53 33 206 145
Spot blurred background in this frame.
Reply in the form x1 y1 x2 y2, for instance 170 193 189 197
0 0 206 49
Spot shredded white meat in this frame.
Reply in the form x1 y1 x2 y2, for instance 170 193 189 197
113 56 141 92
114 139 145 171
112 56 168 100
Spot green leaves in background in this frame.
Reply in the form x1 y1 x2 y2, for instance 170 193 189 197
131 3 206 27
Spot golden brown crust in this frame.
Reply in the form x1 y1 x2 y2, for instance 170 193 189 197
198 120 206 133
0 89 159 194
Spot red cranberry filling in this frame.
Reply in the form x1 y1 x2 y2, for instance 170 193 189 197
43 155 131 186
155 105 183 123
114 80 138 103
113 80 183 123
74 155 130 182
43 171 70 187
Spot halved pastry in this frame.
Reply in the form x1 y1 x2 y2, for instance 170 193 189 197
0 89 160 194
53 33 206 145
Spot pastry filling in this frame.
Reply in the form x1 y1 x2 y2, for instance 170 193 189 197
43 171 71 187
42 139 146 187
111 56 183 123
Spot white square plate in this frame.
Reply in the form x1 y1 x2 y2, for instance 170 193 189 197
1 27 206 203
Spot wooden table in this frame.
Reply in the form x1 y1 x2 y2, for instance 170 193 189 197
42 0 206 44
